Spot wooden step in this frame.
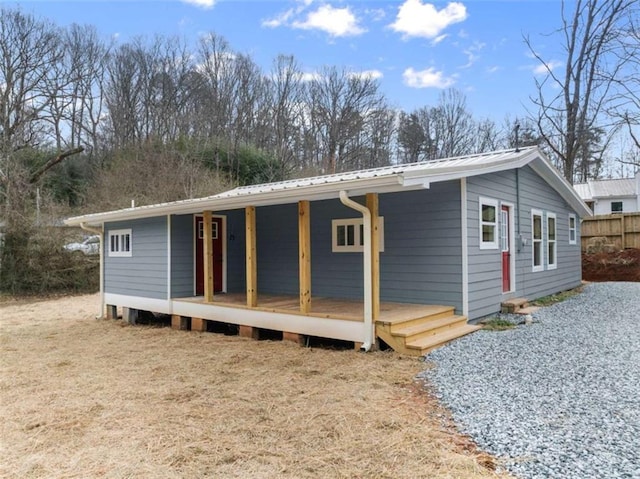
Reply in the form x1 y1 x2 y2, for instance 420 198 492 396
392 315 469 341
501 297 529 313
381 305 456 332
405 324 482 355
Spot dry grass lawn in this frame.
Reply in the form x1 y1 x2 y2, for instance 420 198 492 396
0 294 507 478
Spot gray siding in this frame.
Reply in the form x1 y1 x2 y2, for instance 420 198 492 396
380 185 462 310
104 217 168 299
225 209 246 293
467 166 582 319
170 214 194 297
256 204 300 295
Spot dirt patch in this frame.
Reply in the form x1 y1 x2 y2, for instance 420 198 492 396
0 294 508 479
582 249 640 282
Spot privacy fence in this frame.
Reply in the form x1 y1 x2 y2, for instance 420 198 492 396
581 212 640 251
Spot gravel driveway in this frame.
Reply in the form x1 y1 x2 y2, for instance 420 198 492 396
419 282 640 479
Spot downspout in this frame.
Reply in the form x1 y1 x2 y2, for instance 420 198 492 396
80 222 104 319
339 191 373 352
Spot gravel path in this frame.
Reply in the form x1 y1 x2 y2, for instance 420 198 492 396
419 282 640 479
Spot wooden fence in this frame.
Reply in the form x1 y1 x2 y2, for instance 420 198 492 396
581 212 640 251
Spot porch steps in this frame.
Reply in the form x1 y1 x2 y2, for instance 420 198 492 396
501 298 540 315
376 306 481 356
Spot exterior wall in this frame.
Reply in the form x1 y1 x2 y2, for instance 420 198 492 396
170 214 194 297
104 217 168 299
592 197 638 215
467 166 582 319
170 210 246 298
253 182 463 312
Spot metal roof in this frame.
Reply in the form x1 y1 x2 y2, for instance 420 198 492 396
66 146 591 226
574 177 637 200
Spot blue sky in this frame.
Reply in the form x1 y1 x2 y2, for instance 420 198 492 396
17 0 568 122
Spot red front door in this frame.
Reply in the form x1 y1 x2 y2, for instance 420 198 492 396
195 216 223 295
501 205 511 292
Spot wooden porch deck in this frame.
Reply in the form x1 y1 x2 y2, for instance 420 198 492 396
175 294 480 355
176 293 447 323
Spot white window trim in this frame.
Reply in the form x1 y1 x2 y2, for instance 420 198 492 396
108 229 132 257
531 209 544 272
547 212 557 270
331 217 385 253
479 197 499 250
569 214 577 245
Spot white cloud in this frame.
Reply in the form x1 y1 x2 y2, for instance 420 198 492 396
486 65 501 74
460 40 485 68
403 67 456 88
533 60 562 75
292 5 365 37
390 0 467 39
348 69 384 80
431 34 448 45
262 8 296 28
181 0 216 9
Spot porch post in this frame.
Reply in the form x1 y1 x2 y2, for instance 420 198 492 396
245 206 257 307
203 210 214 302
366 193 380 321
298 200 311 314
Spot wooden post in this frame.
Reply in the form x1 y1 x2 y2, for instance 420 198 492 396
203 211 214 302
239 325 259 339
171 314 190 330
245 206 257 307
298 200 312 314
367 193 380 321
191 317 207 332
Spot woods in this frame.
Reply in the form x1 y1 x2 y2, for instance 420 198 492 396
0 2 638 293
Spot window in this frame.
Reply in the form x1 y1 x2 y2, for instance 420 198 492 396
611 201 623 213
500 208 509 252
332 218 384 253
569 214 577 245
197 221 218 239
479 197 499 249
108 229 132 257
531 210 543 272
547 213 557 270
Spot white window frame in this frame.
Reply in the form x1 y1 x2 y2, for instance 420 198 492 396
569 214 577 245
479 197 499 250
611 201 623 213
531 209 543 272
108 229 132 257
332 217 385 253
197 221 219 240
547 212 557 270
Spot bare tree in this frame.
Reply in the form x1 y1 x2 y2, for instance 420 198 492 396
0 8 85 223
307 67 384 173
526 0 635 182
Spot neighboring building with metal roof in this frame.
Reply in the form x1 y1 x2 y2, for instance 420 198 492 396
66 147 591 355
574 173 640 215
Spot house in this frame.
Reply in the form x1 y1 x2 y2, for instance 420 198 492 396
65 147 591 355
574 173 640 215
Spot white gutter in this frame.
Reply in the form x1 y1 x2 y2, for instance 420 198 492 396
339 190 373 352
80 222 104 319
